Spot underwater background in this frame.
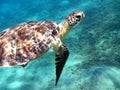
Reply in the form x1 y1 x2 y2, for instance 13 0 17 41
0 0 120 90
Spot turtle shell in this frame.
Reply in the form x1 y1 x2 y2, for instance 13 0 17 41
0 21 59 66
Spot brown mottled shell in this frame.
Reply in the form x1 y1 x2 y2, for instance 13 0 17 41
0 21 59 66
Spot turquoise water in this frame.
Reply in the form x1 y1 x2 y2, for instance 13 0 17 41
0 0 120 90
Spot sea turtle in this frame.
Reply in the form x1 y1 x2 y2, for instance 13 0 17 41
0 11 85 85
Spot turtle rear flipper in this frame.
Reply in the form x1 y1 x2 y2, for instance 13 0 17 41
55 45 69 85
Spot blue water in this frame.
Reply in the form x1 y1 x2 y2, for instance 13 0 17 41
0 0 120 90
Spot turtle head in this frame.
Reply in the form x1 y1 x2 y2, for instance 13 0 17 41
59 11 85 38
66 11 85 26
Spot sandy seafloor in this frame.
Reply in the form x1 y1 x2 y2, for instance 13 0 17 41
0 0 120 90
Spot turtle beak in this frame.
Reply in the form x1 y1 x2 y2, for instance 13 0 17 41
81 11 85 18
79 11 85 19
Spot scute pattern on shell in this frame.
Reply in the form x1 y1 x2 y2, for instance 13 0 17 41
0 21 59 66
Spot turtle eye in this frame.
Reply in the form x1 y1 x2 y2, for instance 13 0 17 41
75 15 81 21
76 15 81 19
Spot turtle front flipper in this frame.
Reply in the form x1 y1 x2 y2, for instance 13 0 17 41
55 44 69 85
